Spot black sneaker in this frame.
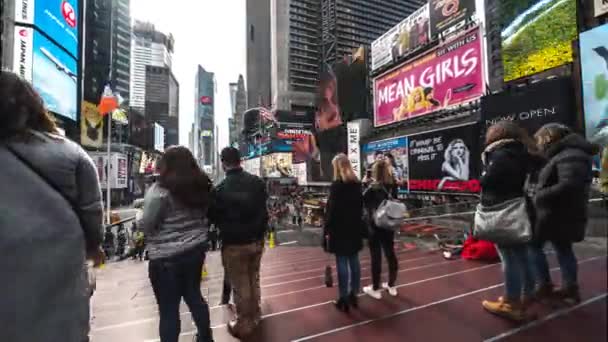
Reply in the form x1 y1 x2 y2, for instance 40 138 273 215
349 292 358 308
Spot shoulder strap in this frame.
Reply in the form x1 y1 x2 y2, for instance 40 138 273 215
5 144 82 221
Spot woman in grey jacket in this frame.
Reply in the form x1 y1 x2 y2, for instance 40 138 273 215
141 146 214 342
0 72 104 342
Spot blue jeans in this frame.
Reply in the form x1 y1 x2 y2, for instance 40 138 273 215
496 245 535 301
529 241 578 288
335 254 361 299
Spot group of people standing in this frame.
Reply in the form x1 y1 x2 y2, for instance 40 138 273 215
479 121 598 321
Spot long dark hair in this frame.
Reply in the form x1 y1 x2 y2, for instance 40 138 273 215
0 71 58 140
158 146 211 210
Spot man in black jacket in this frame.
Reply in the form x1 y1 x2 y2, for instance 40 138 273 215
209 147 268 338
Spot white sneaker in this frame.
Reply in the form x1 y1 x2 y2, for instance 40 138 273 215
363 285 382 299
382 282 398 297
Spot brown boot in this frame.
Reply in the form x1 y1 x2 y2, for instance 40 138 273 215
498 295 535 309
535 283 555 303
483 297 532 322
554 285 581 306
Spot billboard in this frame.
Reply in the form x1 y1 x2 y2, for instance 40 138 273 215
596 0 608 17
81 101 103 148
262 153 294 178
429 0 476 38
362 136 409 195
242 157 261 177
371 4 430 72
14 0 80 57
89 152 128 189
580 24 608 148
13 26 78 121
481 77 575 135
408 123 480 193
501 0 577 82
373 28 484 127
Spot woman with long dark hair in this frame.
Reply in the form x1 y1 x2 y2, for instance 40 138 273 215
362 160 399 299
0 71 104 342
141 146 214 342
479 121 537 321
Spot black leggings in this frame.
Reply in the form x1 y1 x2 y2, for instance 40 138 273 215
369 228 398 290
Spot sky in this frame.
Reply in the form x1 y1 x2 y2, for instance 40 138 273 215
130 0 247 148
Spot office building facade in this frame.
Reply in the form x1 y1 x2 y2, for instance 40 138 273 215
145 65 179 147
130 20 174 112
228 74 248 147
246 0 272 108
195 66 216 171
110 0 132 100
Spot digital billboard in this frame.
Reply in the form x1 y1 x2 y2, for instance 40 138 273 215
373 28 484 127
429 0 476 38
501 0 577 82
362 136 409 194
262 153 294 178
580 24 608 148
13 26 78 121
15 0 80 58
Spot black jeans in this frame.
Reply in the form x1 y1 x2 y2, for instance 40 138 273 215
221 274 232 304
149 247 213 342
369 228 398 290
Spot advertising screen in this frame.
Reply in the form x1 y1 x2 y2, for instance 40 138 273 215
580 24 608 148
596 0 608 17
81 101 104 148
242 158 261 177
501 0 577 82
408 123 480 193
371 4 430 72
481 77 575 135
429 0 476 38
15 0 80 58
14 26 78 121
362 136 409 194
373 28 484 127
262 153 294 178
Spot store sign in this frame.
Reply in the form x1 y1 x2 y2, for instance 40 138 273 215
408 123 480 193
429 0 476 38
13 27 33 81
347 121 362 179
362 136 409 194
481 77 575 135
374 28 484 127
89 152 128 189
595 0 608 17
371 4 430 72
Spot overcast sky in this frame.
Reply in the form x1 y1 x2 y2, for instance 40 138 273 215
130 0 247 148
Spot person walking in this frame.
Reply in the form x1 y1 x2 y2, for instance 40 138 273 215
479 121 537 321
0 71 105 342
529 123 598 305
362 160 399 299
141 146 214 342
324 153 365 312
209 147 268 338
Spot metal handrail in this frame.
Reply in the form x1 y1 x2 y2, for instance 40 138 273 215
104 216 137 229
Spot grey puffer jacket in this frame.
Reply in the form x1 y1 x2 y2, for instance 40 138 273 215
0 131 103 342
141 183 209 260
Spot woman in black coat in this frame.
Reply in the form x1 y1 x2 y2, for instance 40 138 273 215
324 153 365 312
529 123 598 305
362 160 399 300
479 121 537 322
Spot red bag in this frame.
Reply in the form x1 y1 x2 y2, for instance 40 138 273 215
461 236 498 261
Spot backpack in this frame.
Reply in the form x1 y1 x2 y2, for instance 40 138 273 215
372 185 407 231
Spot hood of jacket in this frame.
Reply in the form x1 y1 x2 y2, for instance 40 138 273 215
545 133 600 159
482 139 523 165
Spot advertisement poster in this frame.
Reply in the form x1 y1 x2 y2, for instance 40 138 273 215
242 158 261 177
429 0 476 38
374 28 484 127
362 136 409 194
347 122 362 179
14 0 79 57
81 101 104 148
371 4 430 72
481 77 575 135
596 0 608 17
408 123 480 193
262 153 294 178
89 152 128 189
501 0 577 82
293 163 308 186
580 24 608 149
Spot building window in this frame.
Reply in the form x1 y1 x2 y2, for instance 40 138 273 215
250 25 255 42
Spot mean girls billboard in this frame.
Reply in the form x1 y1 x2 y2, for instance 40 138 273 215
373 27 484 127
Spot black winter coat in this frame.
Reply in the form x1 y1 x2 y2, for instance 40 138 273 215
535 134 597 243
324 181 365 256
209 168 269 245
480 140 534 206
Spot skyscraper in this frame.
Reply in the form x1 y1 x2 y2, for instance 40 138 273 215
228 75 248 147
195 66 216 172
130 21 174 113
111 0 132 101
269 0 424 111
246 0 272 108
145 66 180 147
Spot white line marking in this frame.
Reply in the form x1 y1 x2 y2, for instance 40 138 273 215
278 241 298 245
290 256 606 341
483 292 608 342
